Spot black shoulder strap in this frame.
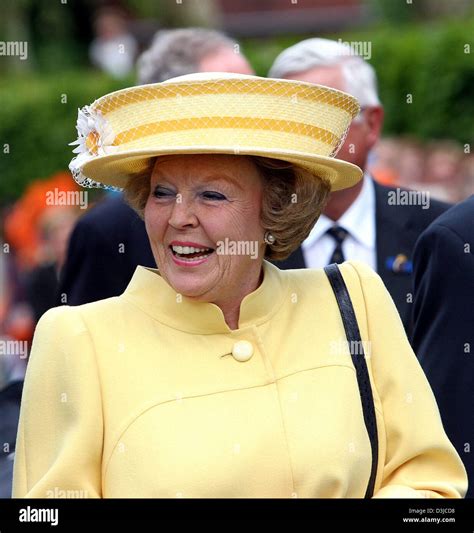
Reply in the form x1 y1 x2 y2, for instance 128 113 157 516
324 263 379 498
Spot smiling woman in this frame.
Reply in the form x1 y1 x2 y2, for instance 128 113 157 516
139 154 267 323
12 73 467 499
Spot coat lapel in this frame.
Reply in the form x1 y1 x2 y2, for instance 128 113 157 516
374 181 414 282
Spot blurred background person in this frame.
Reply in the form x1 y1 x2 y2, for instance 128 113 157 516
372 137 472 203
3 172 79 271
3 171 80 326
268 37 450 335
89 5 138 79
24 207 79 323
392 137 426 190
421 141 466 203
58 27 254 307
137 27 253 83
412 194 474 497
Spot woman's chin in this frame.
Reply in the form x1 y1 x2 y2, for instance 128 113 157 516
165 271 214 300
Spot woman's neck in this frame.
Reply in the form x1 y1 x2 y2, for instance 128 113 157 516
216 266 264 330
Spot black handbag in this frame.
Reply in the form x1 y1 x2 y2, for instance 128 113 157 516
324 263 379 498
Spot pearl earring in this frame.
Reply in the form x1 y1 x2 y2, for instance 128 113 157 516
264 231 276 245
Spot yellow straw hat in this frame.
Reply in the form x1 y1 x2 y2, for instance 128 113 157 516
69 72 363 191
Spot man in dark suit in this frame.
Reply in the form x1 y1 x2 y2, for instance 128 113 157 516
269 38 449 334
274 181 449 333
411 195 474 497
58 28 254 306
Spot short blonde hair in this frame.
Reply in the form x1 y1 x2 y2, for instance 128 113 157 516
123 155 330 261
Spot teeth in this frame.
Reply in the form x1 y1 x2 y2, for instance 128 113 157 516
175 253 211 262
171 245 212 254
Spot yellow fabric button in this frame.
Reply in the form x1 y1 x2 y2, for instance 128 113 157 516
232 340 254 362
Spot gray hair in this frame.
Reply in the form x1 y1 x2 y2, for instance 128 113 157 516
137 28 238 84
268 38 381 109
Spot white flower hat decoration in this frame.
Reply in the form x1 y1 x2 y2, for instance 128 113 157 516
69 105 119 189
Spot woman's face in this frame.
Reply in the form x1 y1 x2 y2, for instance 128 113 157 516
144 154 266 305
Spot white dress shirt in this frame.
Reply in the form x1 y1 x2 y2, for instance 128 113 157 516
301 174 376 270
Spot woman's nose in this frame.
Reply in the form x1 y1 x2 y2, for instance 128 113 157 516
168 196 198 229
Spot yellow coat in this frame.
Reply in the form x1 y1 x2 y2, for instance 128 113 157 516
12 260 467 498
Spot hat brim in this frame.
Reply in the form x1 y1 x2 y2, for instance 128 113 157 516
81 147 362 192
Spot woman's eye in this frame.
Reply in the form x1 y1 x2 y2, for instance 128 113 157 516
201 191 226 201
153 187 175 198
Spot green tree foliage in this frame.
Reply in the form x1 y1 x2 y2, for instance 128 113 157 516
0 72 130 201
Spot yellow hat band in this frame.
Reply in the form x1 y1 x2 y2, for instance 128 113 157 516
114 117 338 155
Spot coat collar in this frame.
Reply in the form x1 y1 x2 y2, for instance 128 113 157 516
122 260 288 334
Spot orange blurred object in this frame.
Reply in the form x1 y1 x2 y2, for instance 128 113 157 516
4 172 80 269
371 167 400 188
3 303 35 344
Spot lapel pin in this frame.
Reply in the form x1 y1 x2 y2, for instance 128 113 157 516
385 254 413 274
